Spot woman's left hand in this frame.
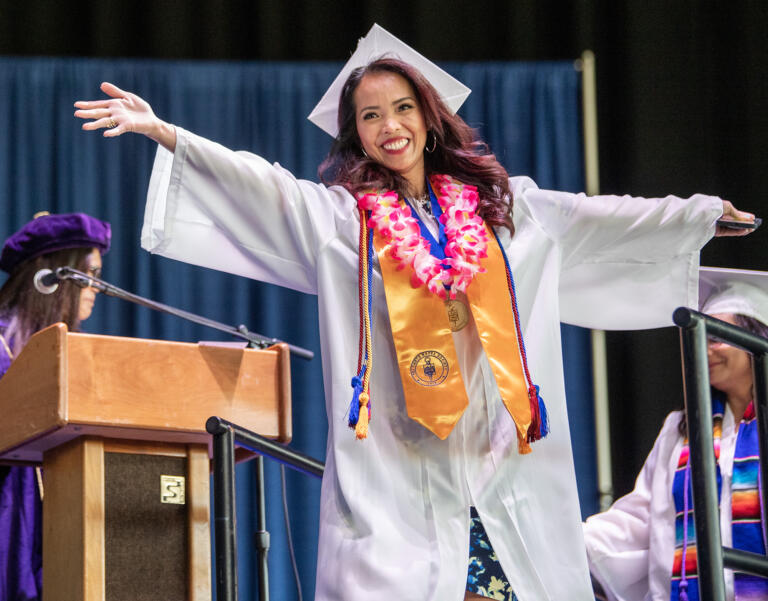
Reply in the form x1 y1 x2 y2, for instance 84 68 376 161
74 82 177 152
715 200 757 237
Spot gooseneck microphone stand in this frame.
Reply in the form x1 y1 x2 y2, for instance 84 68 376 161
52 266 314 360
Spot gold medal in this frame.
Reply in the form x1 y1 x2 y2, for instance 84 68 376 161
445 298 469 332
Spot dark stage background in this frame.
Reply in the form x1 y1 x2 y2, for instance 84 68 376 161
2 0 767 575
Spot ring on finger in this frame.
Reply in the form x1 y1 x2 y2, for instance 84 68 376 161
107 117 117 129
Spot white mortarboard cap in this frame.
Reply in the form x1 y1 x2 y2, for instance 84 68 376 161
307 23 471 138
699 266 768 326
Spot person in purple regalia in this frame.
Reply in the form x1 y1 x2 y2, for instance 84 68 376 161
0 211 110 601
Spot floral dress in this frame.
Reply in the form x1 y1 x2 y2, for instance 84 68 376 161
467 507 519 600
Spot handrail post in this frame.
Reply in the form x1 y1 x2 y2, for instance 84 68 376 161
208 417 238 601
254 455 270 601
676 308 727 601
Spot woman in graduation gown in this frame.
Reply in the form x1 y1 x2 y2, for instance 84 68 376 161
583 268 768 601
0 212 110 601
74 26 754 601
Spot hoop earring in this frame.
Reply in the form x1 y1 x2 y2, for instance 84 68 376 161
425 131 437 154
360 146 369 159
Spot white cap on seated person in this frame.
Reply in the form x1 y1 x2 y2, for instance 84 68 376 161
699 266 768 326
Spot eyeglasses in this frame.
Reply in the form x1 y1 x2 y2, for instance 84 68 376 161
84 266 102 279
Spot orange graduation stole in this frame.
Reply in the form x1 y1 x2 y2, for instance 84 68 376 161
350 175 547 453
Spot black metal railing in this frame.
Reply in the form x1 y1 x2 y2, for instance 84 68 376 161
206 416 325 601
673 307 768 600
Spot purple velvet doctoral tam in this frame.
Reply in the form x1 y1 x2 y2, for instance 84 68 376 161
0 212 111 274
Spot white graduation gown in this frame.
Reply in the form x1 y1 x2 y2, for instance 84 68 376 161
583 408 743 601
141 127 722 601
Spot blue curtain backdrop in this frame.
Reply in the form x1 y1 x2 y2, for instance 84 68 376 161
0 57 594 600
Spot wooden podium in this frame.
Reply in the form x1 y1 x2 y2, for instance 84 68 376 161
0 323 292 601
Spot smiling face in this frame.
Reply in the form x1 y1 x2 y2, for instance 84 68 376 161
354 71 428 196
77 248 102 322
707 313 753 398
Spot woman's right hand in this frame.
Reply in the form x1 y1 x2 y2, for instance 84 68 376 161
74 82 177 152
715 200 757 237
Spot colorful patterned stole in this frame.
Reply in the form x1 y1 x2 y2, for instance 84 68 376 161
671 397 768 600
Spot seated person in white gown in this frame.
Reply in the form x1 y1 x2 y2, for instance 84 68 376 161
584 267 768 601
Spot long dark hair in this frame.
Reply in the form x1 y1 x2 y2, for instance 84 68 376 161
678 314 768 436
318 57 515 232
0 247 95 355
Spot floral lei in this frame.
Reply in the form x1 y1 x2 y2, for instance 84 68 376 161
356 175 489 300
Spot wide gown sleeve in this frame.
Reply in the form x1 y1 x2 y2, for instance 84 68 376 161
511 177 723 329
141 127 356 294
582 412 680 601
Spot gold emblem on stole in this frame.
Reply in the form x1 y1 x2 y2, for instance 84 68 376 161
409 350 450 386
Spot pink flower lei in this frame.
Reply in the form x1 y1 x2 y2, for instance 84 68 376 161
356 175 489 300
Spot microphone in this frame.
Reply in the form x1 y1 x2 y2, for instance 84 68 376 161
33 267 107 295
33 268 61 294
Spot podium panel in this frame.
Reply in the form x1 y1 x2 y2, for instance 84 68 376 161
104 450 188 601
